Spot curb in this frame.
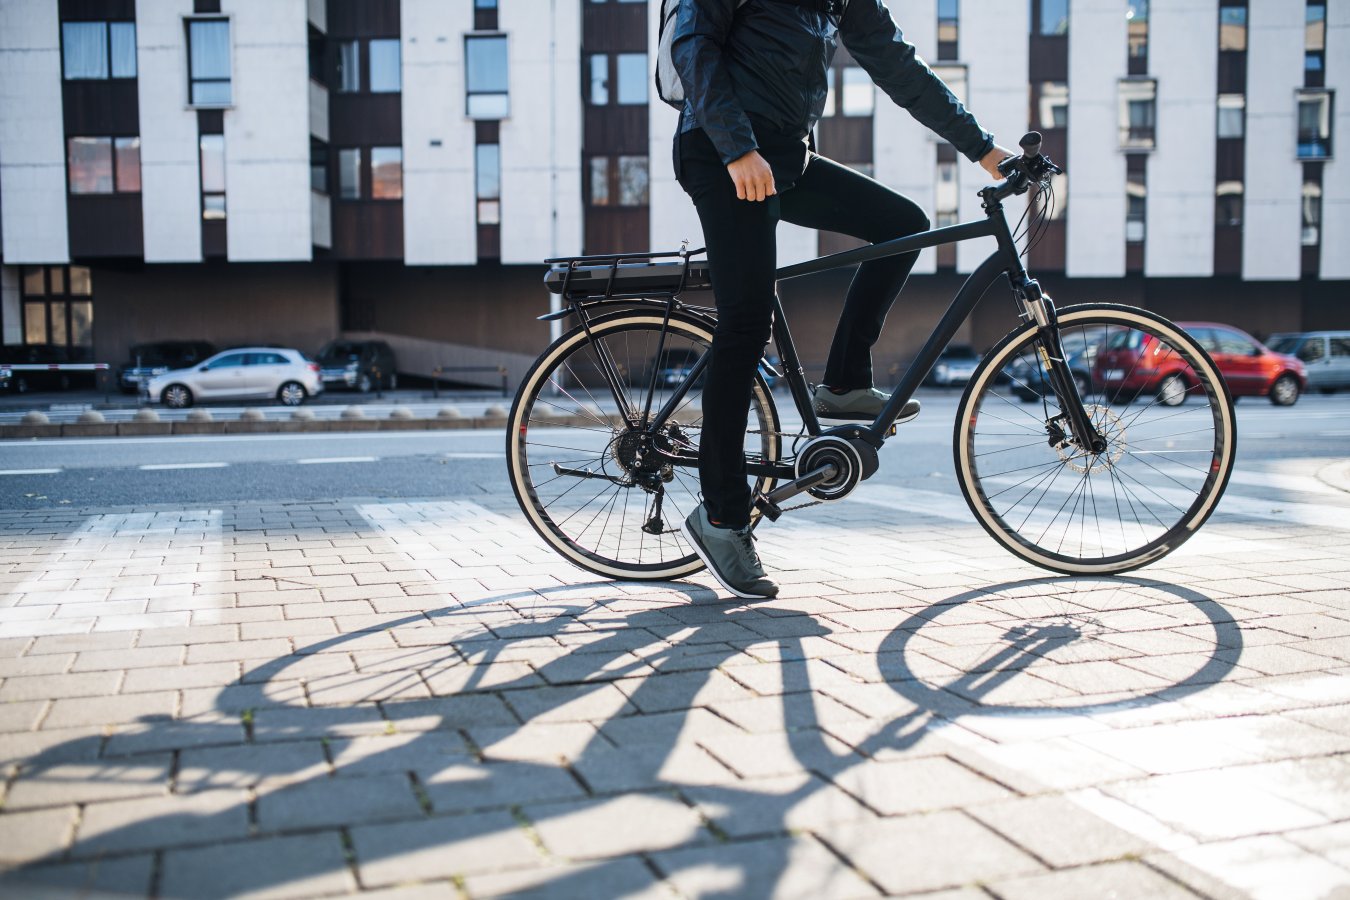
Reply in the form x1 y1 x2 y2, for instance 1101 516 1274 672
0 415 600 440
1316 460 1350 494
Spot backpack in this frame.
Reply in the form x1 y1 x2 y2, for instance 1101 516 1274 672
655 0 848 110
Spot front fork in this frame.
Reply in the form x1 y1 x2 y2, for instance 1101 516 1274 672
1020 281 1107 454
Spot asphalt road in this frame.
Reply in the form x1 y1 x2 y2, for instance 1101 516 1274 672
2 392 1345 512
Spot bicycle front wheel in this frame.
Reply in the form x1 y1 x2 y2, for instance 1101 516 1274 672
507 310 781 581
954 304 1236 575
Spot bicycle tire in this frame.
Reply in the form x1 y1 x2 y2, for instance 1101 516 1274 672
507 310 781 581
954 304 1236 575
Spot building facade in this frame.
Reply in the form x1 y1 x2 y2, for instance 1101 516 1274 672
0 0 1344 387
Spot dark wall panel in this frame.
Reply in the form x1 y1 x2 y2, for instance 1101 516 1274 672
584 107 649 156
327 0 399 37
63 81 139 136
328 95 402 146
60 0 134 19
582 4 647 52
333 203 404 259
68 194 143 257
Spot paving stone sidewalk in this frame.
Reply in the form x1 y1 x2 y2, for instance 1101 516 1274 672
1 488 1349 899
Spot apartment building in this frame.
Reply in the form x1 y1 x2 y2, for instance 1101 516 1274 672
0 0 1344 384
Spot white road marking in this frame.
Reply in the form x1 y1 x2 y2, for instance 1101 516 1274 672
0 510 226 638
443 452 505 460
297 456 379 464
138 462 229 470
0 468 60 475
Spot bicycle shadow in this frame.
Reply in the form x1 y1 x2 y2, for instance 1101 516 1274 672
1 576 1242 898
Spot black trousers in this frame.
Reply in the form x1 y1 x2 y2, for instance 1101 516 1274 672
675 126 930 528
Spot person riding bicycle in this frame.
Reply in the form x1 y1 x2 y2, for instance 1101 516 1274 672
672 0 1014 599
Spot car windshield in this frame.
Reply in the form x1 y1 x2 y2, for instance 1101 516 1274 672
130 345 186 365
943 346 978 360
1107 330 1144 351
320 342 362 363
1265 336 1299 354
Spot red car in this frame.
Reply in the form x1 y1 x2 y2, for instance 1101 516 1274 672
1094 321 1306 406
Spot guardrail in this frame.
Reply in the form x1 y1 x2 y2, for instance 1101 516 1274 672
430 365 509 399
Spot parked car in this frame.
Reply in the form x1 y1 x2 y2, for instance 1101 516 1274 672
145 347 322 408
924 344 980 387
315 340 397 393
1 344 95 393
1264 331 1350 394
1008 330 1112 402
117 341 216 394
644 349 780 390
1094 322 1306 406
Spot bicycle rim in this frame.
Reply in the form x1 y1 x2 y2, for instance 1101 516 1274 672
507 312 780 581
955 305 1236 575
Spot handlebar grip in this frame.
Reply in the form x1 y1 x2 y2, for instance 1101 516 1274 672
1020 131 1043 158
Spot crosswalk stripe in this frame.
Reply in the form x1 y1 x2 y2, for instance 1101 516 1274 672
0 469 60 475
139 462 228 470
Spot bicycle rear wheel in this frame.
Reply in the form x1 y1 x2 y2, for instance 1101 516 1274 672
507 310 781 581
954 304 1236 574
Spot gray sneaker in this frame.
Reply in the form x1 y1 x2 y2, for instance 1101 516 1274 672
814 386 921 423
682 505 779 600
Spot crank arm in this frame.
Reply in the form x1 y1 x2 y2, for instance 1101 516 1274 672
764 463 837 506
551 462 632 486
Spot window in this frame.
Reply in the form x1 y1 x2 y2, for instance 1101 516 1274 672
67 137 141 194
1331 338 1350 360
1216 181 1243 226
1126 159 1146 243
935 160 958 228
62 21 136 80
617 156 648 206
1217 94 1245 138
588 55 608 105
1302 181 1322 246
19 266 93 350
370 147 403 199
1040 0 1068 36
1297 338 1325 363
937 0 958 59
589 156 609 206
211 353 248 368
1219 7 1246 52
310 138 328 193
1126 1 1148 59
187 19 231 106
200 134 226 220
616 53 647 105
1297 89 1333 159
1213 329 1255 356
369 39 401 92
476 143 500 224
1037 82 1068 129
466 35 509 119
338 148 361 199
1119 79 1157 149
337 40 360 92
841 67 873 116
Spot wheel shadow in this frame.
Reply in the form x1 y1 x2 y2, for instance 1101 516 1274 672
1 575 1241 898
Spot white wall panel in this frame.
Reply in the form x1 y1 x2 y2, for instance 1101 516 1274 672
1243 0 1303 280
647 0 704 254
401 0 475 265
0 0 69 264
957 0 1028 272
1 266 20 344
499 0 583 264
137 0 203 263
1146 0 1217 276
222 0 312 261
873 0 937 275
1321 0 1350 279
1066 0 1127 278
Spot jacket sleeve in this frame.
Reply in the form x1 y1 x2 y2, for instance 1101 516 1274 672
839 0 995 163
670 0 759 166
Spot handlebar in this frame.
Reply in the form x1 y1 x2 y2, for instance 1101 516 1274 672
986 131 1063 203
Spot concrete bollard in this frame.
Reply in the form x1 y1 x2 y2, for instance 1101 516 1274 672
389 407 414 419
437 407 464 419
340 406 366 420
76 410 106 424
20 411 49 425
240 408 266 422
133 408 160 423
291 408 316 420
187 409 213 423
484 404 507 418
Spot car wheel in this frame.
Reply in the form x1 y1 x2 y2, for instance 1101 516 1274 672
277 381 307 406
357 373 373 393
1269 373 1300 406
1157 373 1187 407
162 384 193 409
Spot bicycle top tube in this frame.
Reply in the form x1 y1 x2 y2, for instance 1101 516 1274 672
775 214 999 282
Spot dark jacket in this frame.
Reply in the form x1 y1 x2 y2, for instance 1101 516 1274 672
671 0 994 177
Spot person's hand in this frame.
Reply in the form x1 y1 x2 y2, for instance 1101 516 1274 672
980 144 1019 181
727 150 776 202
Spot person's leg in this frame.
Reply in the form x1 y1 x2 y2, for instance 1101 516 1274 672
676 129 779 530
778 155 930 390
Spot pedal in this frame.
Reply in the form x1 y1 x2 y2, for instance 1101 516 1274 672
753 493 783 522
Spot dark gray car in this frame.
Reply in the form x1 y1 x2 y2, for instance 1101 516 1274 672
316 340 397 393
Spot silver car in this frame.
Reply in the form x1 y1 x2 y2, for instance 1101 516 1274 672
146 347 323 408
